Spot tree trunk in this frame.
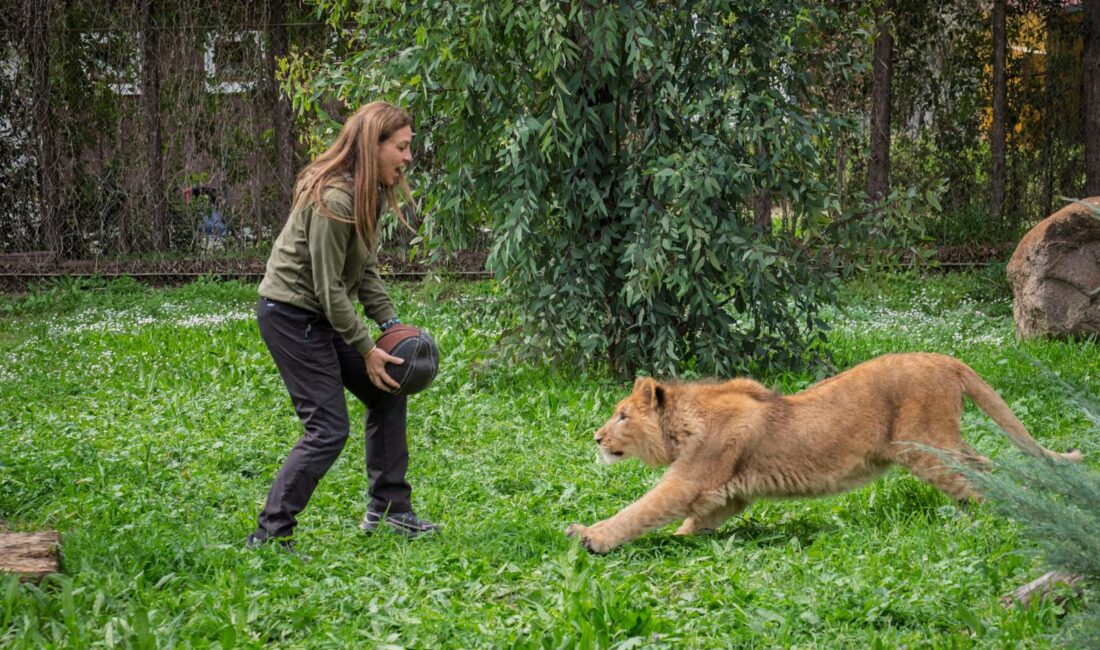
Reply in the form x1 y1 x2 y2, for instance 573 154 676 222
991 0 1007 222
141 0 166 252
1085 0 1100 196
266 0 295 212
754 139 771 230
753 188 771 231
26 0 62 255
867 0 893 203
836 140 847 202
1042 36 1055 219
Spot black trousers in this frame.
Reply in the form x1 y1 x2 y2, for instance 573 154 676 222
254 298 411 539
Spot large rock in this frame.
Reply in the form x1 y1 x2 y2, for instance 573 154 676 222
1007 197 1100 339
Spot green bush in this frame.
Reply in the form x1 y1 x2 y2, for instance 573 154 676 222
955 360 1100 648
289 1 892 378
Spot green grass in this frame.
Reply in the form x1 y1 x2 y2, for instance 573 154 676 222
1 271 1096 648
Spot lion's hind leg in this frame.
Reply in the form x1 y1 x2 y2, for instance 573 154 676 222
674 498 749 536
894 445 987 503
890 400 990 503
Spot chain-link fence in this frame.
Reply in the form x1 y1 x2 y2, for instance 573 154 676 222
0 1 331 260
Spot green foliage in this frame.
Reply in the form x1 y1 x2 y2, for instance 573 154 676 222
527 547 671 648
968 454 1100 577
887 0 1000 244
865 0 1090 244
287 1 882 378
0 271 1096 646
949 358 1100 648
0 275 144 318
819 184 939 276
890 136 1012 246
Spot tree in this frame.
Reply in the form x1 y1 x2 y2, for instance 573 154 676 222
991 0 1007 221
292 2 874 378
265 0 296 211
25 0 62 255
1085 0 1100 196
141 0 166 252
867 0 894 202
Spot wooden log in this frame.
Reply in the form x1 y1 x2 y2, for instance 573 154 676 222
0 531 60 580
1001 570 1083 609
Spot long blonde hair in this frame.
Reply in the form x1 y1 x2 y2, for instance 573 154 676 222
291 101 416 247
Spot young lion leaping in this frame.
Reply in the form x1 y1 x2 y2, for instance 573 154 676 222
565 352 1081 554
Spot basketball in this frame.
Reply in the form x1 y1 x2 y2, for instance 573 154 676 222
373 324 439 395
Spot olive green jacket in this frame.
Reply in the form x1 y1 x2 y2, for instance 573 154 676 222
258 181 395 356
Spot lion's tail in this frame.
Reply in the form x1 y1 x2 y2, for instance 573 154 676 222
958 361 1082 463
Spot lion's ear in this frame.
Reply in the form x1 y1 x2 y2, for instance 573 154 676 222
633 377 665 412
654 384 666 412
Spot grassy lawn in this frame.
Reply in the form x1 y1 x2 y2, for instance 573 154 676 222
1 270 1096 648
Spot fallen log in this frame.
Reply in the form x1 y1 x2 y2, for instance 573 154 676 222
1001 570 1083 609
0 531 61 580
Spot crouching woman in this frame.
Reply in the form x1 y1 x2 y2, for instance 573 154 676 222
247 101 438 551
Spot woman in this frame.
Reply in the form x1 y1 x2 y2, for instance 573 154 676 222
247 101 438 550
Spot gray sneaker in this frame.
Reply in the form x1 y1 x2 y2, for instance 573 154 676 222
360 509 440 538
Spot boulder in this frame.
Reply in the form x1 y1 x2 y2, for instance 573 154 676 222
1007 198 1100 339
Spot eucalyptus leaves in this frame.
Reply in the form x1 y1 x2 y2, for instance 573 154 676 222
295 1 882 377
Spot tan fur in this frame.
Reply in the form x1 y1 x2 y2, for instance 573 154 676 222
565 352 1082 554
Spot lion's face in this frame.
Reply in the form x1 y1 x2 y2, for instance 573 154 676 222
594 378 666 466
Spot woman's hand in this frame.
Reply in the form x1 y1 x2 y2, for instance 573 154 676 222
365 346 404 392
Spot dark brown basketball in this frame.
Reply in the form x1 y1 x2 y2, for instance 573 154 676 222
373 324 439 395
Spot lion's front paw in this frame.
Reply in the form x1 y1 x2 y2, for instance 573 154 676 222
565 523 613 554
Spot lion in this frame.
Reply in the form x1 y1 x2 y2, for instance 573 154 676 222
565 352 1081 554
